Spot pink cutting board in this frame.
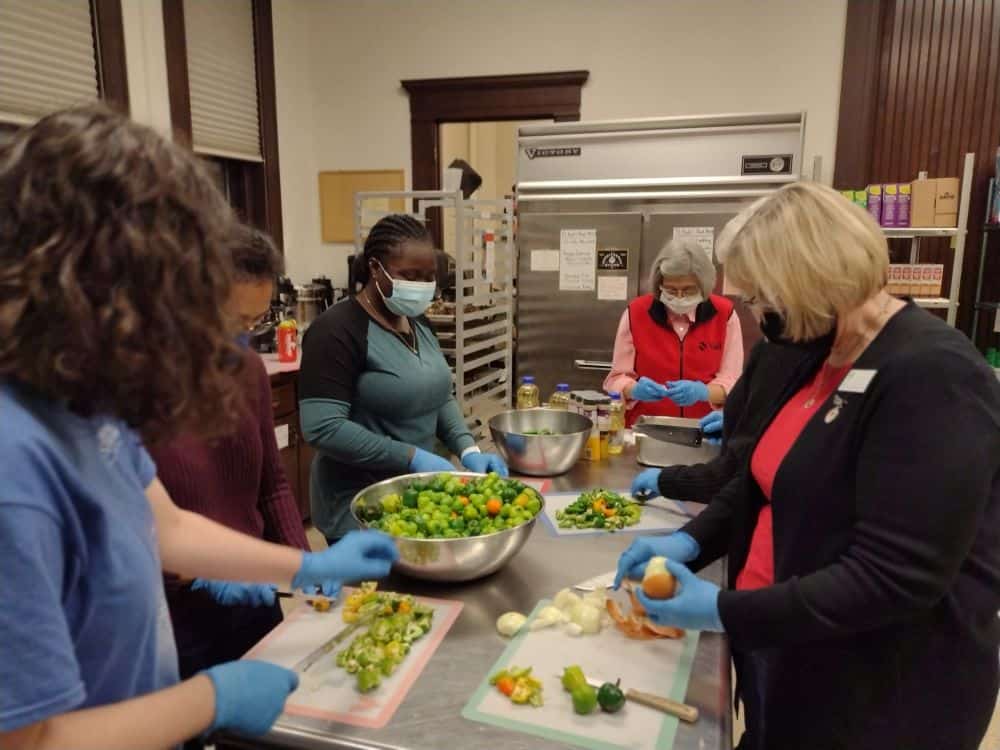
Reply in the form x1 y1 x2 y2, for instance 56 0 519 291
244 591 463 729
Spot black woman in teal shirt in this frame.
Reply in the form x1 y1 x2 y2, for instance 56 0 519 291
299 214 508 543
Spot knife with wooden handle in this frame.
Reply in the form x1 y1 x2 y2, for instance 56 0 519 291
586 678 699 723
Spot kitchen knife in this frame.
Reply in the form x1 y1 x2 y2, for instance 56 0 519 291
291 620 363 674
585 677 699 723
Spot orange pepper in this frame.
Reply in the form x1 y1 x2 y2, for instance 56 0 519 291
592 500 606 513
397 600 412 614
486 498 502 516
496 676 515 696
459 496 470 506
603 507 617 517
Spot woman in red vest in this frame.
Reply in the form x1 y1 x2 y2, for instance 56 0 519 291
604 238 743 427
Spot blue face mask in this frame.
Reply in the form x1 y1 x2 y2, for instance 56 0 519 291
375 261 436 317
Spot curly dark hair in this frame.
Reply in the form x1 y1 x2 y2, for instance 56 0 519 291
231 224 283 281
0 105 246 442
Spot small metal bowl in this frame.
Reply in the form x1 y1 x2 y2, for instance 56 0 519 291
488 408 593 476
351 472 544 582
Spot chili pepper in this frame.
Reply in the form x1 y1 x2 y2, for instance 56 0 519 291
486 498 502 516
597 680 626 713
571 684 598 715
496 676 515 696
561 665 587 692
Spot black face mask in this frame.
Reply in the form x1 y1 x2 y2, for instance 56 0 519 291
760 311 835 353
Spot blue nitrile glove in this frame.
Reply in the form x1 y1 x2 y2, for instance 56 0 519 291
292 529 399 591
613 531 701 589
664 380 710 407
631 468 662 500
699 410 723 446
461 450 509 477
409 447 455 473
635 559 724 632
630 376 671 403
204 660 299 736
191 579 277 607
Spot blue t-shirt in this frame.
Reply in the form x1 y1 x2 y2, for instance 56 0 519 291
0 381 179 731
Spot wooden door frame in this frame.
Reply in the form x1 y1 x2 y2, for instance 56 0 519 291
401 70 589 245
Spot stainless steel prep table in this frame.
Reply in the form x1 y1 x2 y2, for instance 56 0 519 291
235 444 731 750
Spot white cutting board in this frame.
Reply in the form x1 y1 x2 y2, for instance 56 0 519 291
540 492 692 538
463 598 699 750
245 593 462 729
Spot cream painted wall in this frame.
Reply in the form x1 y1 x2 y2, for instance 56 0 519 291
274 0 848 287
120 0 172 136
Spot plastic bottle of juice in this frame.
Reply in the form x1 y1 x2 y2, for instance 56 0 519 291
548 383 571 409
516 376 540 409
607 392 625 455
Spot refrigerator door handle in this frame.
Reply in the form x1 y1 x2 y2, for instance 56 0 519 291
574 359 613 372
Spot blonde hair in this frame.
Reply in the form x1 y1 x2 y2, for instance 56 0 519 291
649 237 716 298
717 181 889 341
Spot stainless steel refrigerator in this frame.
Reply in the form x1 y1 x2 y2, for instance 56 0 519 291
514 112 808 398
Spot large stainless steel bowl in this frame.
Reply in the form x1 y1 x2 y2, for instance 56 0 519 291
350 472 543 582
488 408 592 476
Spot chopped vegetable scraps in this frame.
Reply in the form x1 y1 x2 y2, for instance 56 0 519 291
334 583 435 692
490 666 543 707
555 490 641 531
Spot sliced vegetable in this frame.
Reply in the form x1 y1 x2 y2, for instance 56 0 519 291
335 583 434 691
491 666 543 707
597 680 626 713
555 489 642 531
528 605 566 631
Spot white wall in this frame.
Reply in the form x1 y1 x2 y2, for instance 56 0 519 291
120 0 172 136
271 0 327 283
276 0 849 286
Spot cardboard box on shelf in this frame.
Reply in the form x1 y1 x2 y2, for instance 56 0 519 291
887 264 900 295
931 264 944 297
882 184 899 227
934 177 960 213
899 264 914 295
934 212 958 228
920 264 936 297
910 179 937 227
897 183 911 227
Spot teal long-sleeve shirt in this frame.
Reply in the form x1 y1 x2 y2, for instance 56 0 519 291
298 297 474 539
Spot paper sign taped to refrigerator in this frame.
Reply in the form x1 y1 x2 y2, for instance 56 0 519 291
530 249 560 272
274 424 289 450
995 309 1000 334
559 229 597 291
597 275 628 301
673 226 715 261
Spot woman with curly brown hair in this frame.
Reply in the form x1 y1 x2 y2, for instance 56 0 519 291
0 106 397 750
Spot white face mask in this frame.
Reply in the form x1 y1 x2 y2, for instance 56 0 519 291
660 291 703 315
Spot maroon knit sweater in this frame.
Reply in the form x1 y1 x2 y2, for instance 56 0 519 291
151 352 309 636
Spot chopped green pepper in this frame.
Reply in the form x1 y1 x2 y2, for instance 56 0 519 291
357 666 382 692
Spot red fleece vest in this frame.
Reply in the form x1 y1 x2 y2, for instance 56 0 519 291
627 293 733 425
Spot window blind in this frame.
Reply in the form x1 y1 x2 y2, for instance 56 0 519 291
183 0 262 162
0 0 99 126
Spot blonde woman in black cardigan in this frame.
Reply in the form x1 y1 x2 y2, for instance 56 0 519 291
616 181 1000 750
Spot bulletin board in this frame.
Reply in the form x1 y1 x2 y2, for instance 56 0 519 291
318 169 406 243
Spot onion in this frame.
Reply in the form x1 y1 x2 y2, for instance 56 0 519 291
496 611 527 637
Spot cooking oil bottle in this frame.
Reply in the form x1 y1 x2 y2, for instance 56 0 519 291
548 383 571 409
607 392 625 455
516 376 540 409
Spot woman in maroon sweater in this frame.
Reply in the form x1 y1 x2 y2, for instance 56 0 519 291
151 226 311 679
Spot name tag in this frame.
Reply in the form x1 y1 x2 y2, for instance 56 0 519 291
839 369 877 394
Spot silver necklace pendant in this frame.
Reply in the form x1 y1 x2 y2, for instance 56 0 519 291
824 395 846 424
